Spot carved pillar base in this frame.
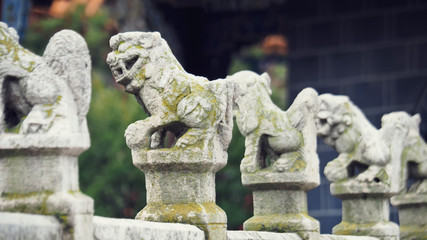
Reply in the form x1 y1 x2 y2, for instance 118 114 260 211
241 170 320 239
391 191 427 240
330 181 399 240
243 189 319 238
0 134 94 240
132 145 227 240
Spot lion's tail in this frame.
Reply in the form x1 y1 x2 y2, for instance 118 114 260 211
287 87 319 131
43 30 92 125
208 80 234 150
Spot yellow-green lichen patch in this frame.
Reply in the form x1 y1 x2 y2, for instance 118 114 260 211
1 191 53 215
289 155 306 173
333 221 380 236
55 214 74 236
244 213 318 233
0 28 38 72
138 202 225 225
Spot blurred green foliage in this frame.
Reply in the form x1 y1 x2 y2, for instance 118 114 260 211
80 74 147 218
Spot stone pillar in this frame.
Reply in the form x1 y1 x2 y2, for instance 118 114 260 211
0 135 94 240
242 179 320 239
228 73 320 239
131 145 228 240
330 181 399 239
106 32 235 240
391 190 427 239
0 22 93 239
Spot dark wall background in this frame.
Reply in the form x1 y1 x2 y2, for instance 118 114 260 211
155 0 427 233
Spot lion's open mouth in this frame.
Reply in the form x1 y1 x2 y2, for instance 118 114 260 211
115 75 131 86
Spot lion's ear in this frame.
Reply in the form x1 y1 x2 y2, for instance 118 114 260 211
342 113 352 126
260 72 272 95
142 32 162 49
412 113 421 125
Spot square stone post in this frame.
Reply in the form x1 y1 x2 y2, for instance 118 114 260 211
131 142 228 240
242 176 320 239
391 191 427 239
330 181 399 240
0 135 94 240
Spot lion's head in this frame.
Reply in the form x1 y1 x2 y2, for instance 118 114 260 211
106 32 183 94
231 71 271 110
316 94 354 147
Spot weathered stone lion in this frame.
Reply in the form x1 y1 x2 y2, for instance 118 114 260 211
106 32 233 151
229 70 319 173
316 94 410 187
0 22 91 135
382 112 427 194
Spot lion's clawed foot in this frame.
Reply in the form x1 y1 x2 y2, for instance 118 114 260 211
273 159 292 172
21 110 51 134
240 156 257 173
324 161 349 183
125 121 151 149
175 128 205 148
355 165 384 183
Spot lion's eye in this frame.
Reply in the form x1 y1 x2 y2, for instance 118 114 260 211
125 56 139 70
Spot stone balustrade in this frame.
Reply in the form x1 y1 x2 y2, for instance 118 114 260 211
0 25 426 240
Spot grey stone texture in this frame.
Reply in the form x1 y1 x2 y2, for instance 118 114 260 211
0 212 62 240
93 216 205 240
229 72 320 238
107 31 234 240
227 231 301 240
0 22 93 240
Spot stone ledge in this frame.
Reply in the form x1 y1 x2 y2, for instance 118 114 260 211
320 234 379 240
227 231 301 240
0 133 90 155
227 231 379 240
0 212 62 240
92 216 205 240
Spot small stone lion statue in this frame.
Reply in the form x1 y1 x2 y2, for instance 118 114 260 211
316 94 410 186
0 22 91 135
106 32 233 151
382 112 427 194
228 70 319 173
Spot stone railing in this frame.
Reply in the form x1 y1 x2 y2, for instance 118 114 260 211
1 24 426 240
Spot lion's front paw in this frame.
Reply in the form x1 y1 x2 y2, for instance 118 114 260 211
355 166 383 183
273 159 291 172
175 137 193 148
355 171 375 182
21 117 49 134
240 156 257 173
324 162 349 182
124 121 151 149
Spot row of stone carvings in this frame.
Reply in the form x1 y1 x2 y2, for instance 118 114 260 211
0 23 425 240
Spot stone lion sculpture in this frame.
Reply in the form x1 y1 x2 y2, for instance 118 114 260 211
316 94 411 187
106 32 233 151
0 22 91 135
382 112 427 194
228 70 319 173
